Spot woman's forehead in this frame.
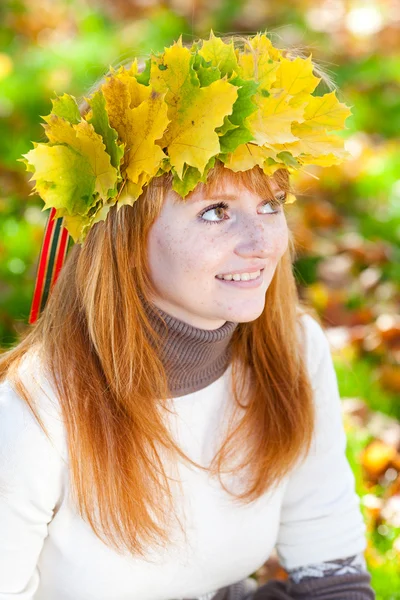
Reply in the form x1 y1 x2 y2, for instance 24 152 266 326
184 175 282 202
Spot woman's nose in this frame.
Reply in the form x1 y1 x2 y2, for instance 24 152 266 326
235 219 271 257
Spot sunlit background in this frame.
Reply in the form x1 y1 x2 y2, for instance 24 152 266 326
1 0 400 596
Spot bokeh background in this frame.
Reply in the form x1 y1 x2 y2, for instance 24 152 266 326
1 0 400 597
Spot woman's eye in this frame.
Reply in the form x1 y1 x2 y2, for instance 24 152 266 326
198 196 285 225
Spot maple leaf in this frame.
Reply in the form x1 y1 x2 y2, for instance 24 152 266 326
62 209 98 244
216 116 238 136
49 92 81 124
150 40 238 178
198 30 239 77
54 190 119 244
276 122 351 162
192 53 221 86
272 91 352 163
85 89 125 171
219 126 254 154
107 62 152 108
301 90 353 130
135 57 151 86
220 142 278 172
218 74 258 153
276 151 302 169
246 89 305 145
262 158 292 177
100 67 170 192
22 142 96 215
20 117 118 233
171 156 216 198
237 32 281 91
116 173 153 209
270 55 321 104
298 152 349 166
227 75 259 126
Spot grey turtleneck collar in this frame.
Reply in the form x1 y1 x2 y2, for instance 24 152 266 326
141 296 239 398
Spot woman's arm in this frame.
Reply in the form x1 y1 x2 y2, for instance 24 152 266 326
269 315 375 598
0 376 64 598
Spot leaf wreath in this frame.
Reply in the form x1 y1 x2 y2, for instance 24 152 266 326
19 30 352 244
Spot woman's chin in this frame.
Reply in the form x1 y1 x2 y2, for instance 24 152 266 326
221 302 266 324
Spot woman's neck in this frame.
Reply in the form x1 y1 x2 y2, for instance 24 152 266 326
141 296 239 398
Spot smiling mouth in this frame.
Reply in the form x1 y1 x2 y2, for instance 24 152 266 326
215 268 265 281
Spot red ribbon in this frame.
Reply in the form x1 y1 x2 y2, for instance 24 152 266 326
29 207 70 324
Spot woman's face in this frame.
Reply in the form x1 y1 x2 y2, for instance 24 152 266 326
147 176 289 329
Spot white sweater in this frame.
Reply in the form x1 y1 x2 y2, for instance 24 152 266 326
0 314 367 600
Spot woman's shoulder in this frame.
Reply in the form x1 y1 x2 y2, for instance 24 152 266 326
0 347 67 463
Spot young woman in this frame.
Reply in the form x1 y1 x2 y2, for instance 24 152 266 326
0 32 375 599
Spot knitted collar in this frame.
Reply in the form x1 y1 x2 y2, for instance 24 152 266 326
141 296 239 398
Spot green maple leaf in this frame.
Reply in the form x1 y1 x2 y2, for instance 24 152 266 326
218 75 258 153
85 89 125 171
219 125 254 153
198 30 239 77
135 57 151 85
228 75 259 125
48 93 81 124
192 53 221 86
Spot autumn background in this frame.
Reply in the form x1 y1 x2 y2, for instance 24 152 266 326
0 0 399 597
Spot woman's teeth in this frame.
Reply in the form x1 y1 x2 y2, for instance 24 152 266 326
216 269 261 281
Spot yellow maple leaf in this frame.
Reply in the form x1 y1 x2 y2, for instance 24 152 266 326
249 32 283 61
42 112 79 145
273 92 352 161
23 143 94 215
277 122 350 159
23 117 118 215
223 143 277 172
237 32 281 91
298 152 350 166
150 40 195 105
106 62 149 109
270 55 321 101
246 89 305 146
116 172 152 210
198 29 238 75
62 212 92 244
127 98 169 183
100 70 170 187
150 41 238 178
63 186 123 244
301 90 353 130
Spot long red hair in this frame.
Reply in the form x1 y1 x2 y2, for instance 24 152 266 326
0 161 319 558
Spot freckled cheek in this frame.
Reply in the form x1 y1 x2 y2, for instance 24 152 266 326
271 226 289 259
159 232 209 276
150 230 181 273
180 243 217 275
153 233 171 263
